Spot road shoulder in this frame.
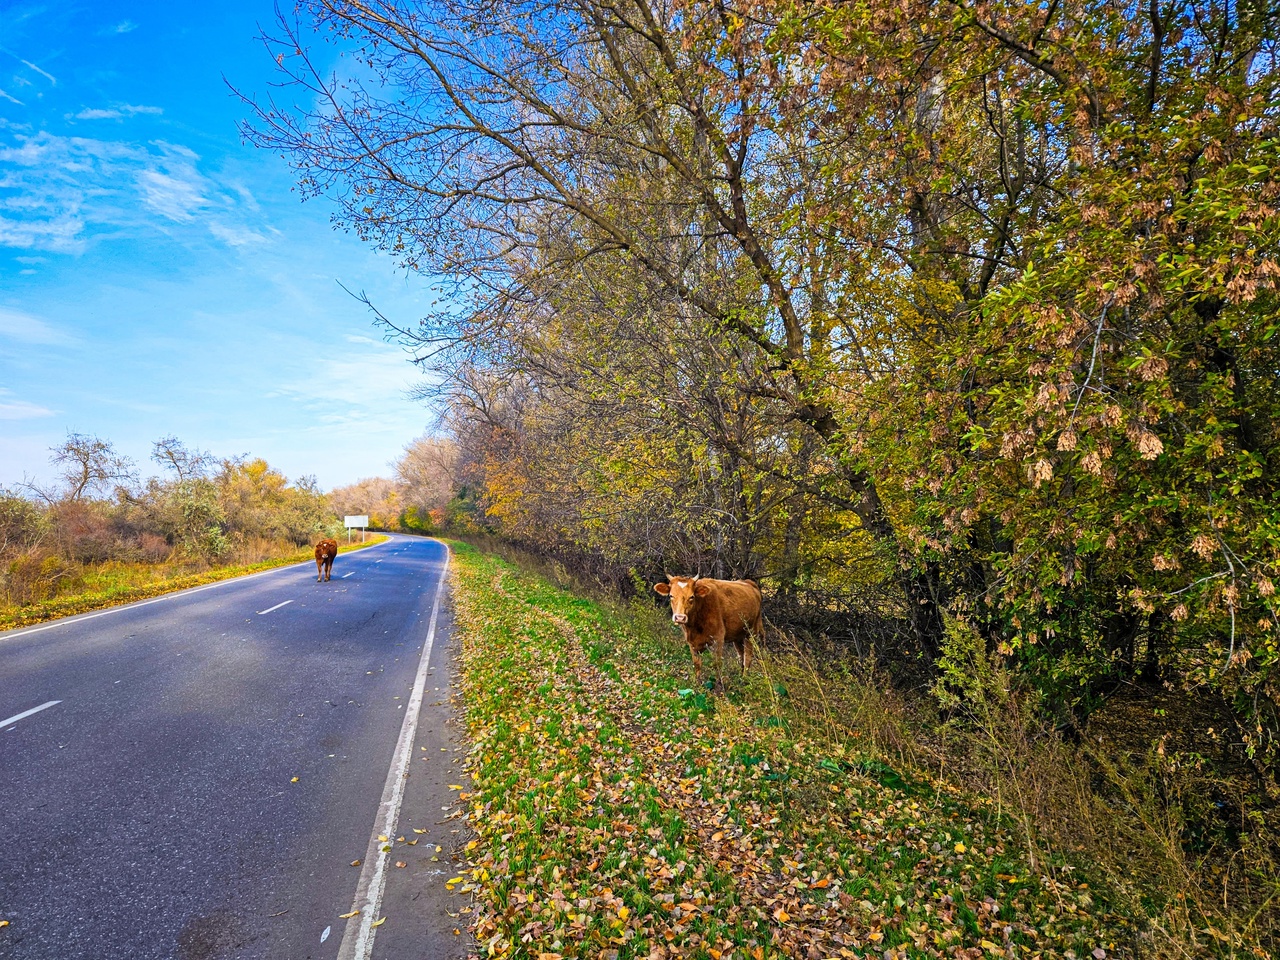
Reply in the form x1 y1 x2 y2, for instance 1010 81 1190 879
364 577 477 960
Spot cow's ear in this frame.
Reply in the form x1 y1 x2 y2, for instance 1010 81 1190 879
693 580 711 597
653 582 671 596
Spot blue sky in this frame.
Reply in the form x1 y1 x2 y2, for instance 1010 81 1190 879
0 1 439 492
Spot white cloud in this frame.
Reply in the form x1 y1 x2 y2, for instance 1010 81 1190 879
0 398 54 420
72 103 163 121
208 222 267 246
274 344 418 412
0 212 87 253
18 59 55 86
0 306 79 345
0 87 22 105
113 20 138 34
137 168 206 222
0 131 267 253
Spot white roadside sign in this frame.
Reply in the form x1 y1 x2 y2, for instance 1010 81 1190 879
344 515 370 528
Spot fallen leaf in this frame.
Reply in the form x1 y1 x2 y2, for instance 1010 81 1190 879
290 777 299 783
350 860 361 867
395 861 407 868
370 916 386 928
413 828 427 834
339 910 359 919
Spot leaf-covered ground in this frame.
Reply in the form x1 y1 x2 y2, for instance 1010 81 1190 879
448 543 1131 959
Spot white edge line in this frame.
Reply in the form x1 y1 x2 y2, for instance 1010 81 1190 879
336 541 450 960
341 572 354 579
257 599 294 616
0 538 398 643
1 699 61 728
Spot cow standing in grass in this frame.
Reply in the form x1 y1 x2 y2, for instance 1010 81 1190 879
314 538 338 582
654 575 763 687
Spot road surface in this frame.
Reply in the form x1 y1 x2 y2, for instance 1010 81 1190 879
0 536 472 960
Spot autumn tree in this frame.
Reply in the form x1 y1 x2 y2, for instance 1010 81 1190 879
246 0 1280 767
244 0 945 653
49 432 136 502
395 435 458 529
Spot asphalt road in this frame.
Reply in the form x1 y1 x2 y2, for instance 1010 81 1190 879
0 535 472 960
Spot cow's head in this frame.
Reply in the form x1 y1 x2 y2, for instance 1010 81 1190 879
653 575 709 625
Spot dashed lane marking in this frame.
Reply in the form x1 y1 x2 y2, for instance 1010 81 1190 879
2 700 61 729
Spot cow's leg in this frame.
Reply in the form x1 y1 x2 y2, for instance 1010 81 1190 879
688 644 704 686
324 557 332 581
316 558 323 582
742 615 761 674
711 630 727 691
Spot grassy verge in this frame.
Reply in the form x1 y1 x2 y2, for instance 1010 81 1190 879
0 535 390 632
449 542 1129 959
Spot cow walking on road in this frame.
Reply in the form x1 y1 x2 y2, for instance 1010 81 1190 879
314 538 338 582
654 575 763 688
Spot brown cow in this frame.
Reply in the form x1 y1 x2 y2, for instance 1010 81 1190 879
314 538 338 582
654 575 762 686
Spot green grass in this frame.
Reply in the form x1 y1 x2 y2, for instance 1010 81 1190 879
449 542 1131 959
0 535 390 631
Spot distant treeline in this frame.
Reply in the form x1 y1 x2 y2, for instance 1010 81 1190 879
0 433 457 608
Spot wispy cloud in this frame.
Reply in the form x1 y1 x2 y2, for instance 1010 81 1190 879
18 58 54 86
72 103 163 121
0 88 22 105
0 212 87 254
0 131 265 253
137 168 206 222
0 398 55 420
0 306 79 345
274 344 417 414
112 20 138 35
208 222 268 246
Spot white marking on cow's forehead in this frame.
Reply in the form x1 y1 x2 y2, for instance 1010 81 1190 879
677 580 687 587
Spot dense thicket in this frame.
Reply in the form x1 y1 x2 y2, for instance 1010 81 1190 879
247 0 1279 767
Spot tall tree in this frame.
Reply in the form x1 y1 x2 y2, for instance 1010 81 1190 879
49 432 136 502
